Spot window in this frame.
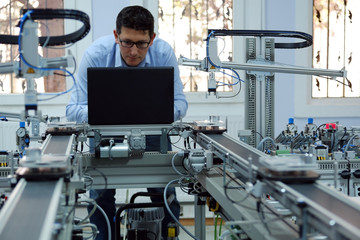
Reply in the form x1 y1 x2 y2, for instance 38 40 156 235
312 0 360 98
0 0 65 94
158 0 233 92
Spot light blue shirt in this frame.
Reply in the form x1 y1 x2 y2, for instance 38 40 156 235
66 35 188 123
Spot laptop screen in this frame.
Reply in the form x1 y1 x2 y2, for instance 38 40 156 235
87 67 174 125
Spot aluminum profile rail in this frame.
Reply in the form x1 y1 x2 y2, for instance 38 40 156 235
0 134 76 240
195 132 267 183
265 180 360 240
0 178 64 240
195 132 360 239
196 168 299 240
85 152 184 189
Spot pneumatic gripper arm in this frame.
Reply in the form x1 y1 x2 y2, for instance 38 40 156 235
178 29 347 95
0 9 90 135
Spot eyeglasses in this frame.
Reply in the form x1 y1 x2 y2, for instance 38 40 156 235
119 39 151 49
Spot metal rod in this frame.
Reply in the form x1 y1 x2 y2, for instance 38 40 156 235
0 112 21 119
221 61 346 78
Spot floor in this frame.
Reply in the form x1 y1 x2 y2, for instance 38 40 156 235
178 225 216 240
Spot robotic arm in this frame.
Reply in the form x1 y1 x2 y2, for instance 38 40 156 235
178 29 347 95
0 9 90 135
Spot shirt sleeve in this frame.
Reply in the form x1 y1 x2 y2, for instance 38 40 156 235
173 63 188 121
162 45 188 121
66 52 92 123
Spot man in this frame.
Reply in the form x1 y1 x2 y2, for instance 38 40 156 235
66 5 188 240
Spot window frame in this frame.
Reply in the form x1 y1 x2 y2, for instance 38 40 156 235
312 0 359 98
294 0 360 118
156 0 242 104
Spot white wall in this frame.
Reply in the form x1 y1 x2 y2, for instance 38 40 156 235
91 0 129 40
265 0 296 133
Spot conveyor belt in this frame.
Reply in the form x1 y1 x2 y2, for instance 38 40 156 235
290 183 360 229
201 133 360 238
43 135 72 155
206 134 264 165
203 133 320 183
0 179 63 240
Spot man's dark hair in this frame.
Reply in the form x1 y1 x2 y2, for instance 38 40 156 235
116 6 154 37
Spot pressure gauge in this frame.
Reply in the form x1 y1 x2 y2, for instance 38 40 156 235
16 127 26 138
307 124 317 132
287 124 297 132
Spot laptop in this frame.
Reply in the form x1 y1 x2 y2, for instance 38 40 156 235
87 67 174 125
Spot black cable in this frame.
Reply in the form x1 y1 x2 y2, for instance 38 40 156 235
85 168 108 201
223 181 274 213
170 143 186 151
167 127 186 151
89 168 107 190
208 29 313 49
223 177 248 204
316 123 326 141
220 171 279 214
186 137 191 149
316 75 351 87
252 130 264 140
338 127 347 149
330 131 336 152
0 9 90 46
169 135 182 145
256 200 271 234
84 130 102 152
75 148 92 154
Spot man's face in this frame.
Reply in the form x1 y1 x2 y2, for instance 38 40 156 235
114 27 155 67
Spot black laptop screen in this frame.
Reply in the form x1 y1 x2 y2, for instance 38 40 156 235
87 67 174 125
